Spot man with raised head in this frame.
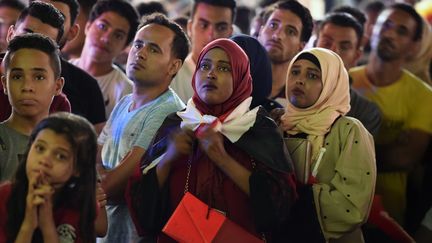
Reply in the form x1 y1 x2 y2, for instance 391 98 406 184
96 13 189 242
70 0 139 117
350 3 432 225
257 0 313 107
170 0 235 103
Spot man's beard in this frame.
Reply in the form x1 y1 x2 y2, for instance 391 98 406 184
376 38 400 61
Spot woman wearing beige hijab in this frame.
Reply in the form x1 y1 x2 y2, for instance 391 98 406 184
281 48 376 242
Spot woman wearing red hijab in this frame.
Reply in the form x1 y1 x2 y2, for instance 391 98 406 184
126 39 297 242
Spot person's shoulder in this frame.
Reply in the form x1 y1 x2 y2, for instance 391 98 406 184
61 59 99 85
159 88 186 110
331 116 370 137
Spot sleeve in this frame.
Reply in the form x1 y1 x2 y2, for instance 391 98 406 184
49 93 72 113
406 85 432 134
125 164 170 238
249 161 297 233
133 105 177 149
422 207 432 231
312 121 376 240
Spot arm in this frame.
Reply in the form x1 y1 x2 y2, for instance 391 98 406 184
97 146 146 199
376 129 430 172
312 120 376 239
95 182 107 237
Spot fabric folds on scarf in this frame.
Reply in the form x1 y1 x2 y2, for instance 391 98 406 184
280 48 350 159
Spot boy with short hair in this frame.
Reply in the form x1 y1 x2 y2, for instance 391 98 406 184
0 33 64 182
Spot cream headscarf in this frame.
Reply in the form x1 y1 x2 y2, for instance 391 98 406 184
280 48 351 160
404 17 432 85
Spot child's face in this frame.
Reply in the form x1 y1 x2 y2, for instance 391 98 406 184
1 48 63 118
26 128 77 189
287 58 323 108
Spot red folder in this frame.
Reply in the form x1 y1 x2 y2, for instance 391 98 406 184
162 192 263 243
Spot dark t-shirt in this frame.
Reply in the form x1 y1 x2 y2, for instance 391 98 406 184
60 59 106 124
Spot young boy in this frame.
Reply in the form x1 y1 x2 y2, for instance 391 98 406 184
0 33 64 182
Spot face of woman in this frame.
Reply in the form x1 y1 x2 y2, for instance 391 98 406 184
195 47 233 105
287 59 323 108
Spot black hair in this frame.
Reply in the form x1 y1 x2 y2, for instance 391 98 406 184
16 1 65 44
320 12 363 48
29 0 79 26
3 33 61 79
390 3 423 41
333 5 367 27
6 112 97 243
365 1 385 14
295 52 321 70
135 1 167 17
139 13 190 63
0 0 25 11
77 0 97 15
263 0 313 43
191 0 237 22
89 0 139 45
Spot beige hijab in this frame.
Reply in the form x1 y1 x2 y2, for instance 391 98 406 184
280 48 351 160
404 18 432 85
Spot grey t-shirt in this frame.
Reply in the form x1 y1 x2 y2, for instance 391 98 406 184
0 123 29 182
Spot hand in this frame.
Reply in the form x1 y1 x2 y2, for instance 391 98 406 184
36 172 56 232
164 129 195 164
196 125 229 167
22 171 43 231
269 108 285 126
96 182 107 208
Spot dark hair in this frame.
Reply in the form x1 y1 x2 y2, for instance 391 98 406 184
263 0 313 43
135 1 167 17
365 1 385 14
3 33 61 79
390 3 423 41
77 0 97 15
89 0 139 45
6 112 97 243
0 0 25 11
320 12 364 47
333 5 367 27
191 0 237 22
16 1 65 44
139 13 190 63
29 0 79 25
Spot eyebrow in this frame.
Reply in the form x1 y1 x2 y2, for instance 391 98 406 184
134 40 163 53
99 19 128 36
198 18 229 26
10 67 48 72
35 139 71 153
292 65 320 72
202 58 230 65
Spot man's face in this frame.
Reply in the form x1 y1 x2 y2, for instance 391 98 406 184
10 15 60 42
83 11 130 63
316 23 361 69
40 0 72 47
188 3 233 61
371 9 418 61
127 24 178 86
258 9 304 64
1 48 63 118
0 6 21 51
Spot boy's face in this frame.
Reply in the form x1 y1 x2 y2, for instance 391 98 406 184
83 11 130 63
1 48 63 118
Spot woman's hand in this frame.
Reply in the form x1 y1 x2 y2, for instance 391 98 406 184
22 171 43 232
197 125 230 167
164 129 195 164
36 173 57 238
269 108 285 126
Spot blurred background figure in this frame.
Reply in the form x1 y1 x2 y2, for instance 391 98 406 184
0 0 25 52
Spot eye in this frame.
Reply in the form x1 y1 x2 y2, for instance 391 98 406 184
97 23 107 31
198 22 208 30
134 43 143 49
11 74 22 80
286 28 296 36
149 46 158 53
55 152 69 161
34 144 45 153
217 66 231 72
114 32 125 41
35 75 46 81
216 25 228 33
290 69 300 75
307 73 320 79
269 22 278 30
199 62 210 71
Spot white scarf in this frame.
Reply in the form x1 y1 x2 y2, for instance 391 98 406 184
178 97 258 143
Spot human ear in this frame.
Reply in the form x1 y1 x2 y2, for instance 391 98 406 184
1 75 7 95
168 59 183 77
66 23 80 42
54 77 65 95
6 25 15 43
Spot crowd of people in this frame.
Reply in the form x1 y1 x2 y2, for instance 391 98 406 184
0 0 431 242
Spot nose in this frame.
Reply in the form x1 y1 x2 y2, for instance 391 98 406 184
295 79 305 85
21 77 35 92
272 27 285 40
135 47 146 60
39 156 53 169
207 67 216 79
206 26 216 40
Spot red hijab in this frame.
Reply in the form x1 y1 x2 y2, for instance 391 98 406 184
191 38 252 119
